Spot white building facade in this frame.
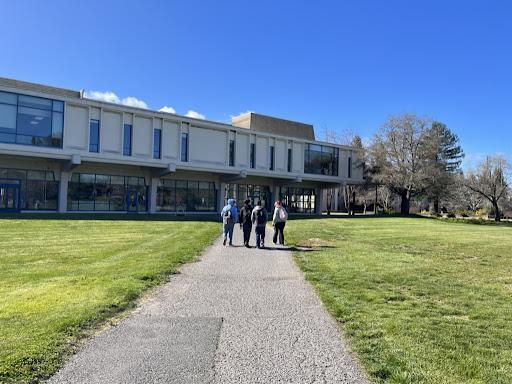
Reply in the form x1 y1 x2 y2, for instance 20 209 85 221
0 77 363 215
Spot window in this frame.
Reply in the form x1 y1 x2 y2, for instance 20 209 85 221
0 91 64 148
269 146 275 171
250 143 255 169
153 128 162 159
279 187 316 213
157 179 216 212
123 124 132 156
229 139 235 167
89 119 100 153
67 173 147 212
224 183 271 211
287 148 292 172
181 132 189 162
0 167 58 210
348 156 352 178
304 143 339 176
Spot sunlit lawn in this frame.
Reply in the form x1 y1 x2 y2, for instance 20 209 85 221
0 217 220 383
287 217 512 384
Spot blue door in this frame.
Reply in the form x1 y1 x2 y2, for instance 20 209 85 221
0 183 20 212
126 189 139 213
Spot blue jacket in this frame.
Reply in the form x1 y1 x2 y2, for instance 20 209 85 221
221 198 238 222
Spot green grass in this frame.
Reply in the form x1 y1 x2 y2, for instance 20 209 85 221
286 217 512 384
0 217 220 383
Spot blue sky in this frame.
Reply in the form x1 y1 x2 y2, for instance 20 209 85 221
1 0 510 168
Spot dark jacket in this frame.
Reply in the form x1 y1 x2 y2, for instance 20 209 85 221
251 205 268 227
239 204 253 226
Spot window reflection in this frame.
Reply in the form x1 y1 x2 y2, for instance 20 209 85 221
0 91 63 148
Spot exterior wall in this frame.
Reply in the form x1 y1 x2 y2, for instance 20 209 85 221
232 112 315 141
0 78 364 214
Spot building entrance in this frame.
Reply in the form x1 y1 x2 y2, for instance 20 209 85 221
0 180 20 212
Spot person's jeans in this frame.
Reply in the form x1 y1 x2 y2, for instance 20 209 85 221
223 222 234 244
255 226 265 248
242 223 252 245
273 222 286 245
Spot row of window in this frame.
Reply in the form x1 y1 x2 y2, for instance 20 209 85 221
233 142 289 172
89 120 168 160
157 179 215 212
0 91 64 148
0 168 59 210
68 173 147 212
0 168 320 213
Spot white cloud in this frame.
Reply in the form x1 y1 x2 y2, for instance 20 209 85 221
121 96 148 109
83 90 120 104
84 90 148 109
185 110 206 120
159 106 176 114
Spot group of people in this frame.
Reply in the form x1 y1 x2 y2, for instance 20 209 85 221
221 199 288 248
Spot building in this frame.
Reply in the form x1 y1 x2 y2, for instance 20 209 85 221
0 77 363 214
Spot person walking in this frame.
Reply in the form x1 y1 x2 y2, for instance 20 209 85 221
238 199 253 247
252 200 268 248
220 198 238 246
272 200 288 245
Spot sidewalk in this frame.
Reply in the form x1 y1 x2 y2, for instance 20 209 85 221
48 226 367 383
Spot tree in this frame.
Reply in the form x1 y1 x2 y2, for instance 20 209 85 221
465 155 510 221
422 122 464 213
371 113 431 214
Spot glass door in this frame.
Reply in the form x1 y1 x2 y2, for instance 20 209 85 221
0 183 20 212
126 189 138 213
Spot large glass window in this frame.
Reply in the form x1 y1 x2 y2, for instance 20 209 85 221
287 148 292 172
157 179 216 212
0 167 58 210
304 143 339 176
279 187 316 213
123 124 132 156
348 156 352 178
89 119 100 153
224 183 271 211
250 143 255 169
229 139 235 167
68 173 147 212
181 133 189 162
0 91 63 148
153 128 162 159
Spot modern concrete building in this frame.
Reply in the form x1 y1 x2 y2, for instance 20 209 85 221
0 77 363 214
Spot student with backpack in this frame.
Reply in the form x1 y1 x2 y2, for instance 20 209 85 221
220 198 238 246
272 200 288 245
238 199 254 248
251 200 268 249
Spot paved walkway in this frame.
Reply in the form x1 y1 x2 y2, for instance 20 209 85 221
49 227 367 384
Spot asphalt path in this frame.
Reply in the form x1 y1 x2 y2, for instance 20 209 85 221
48 225 367 383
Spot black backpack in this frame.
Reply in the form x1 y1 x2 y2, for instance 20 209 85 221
256 209 266 225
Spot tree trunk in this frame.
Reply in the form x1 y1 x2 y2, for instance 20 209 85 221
493 200 501 222
433 196 439 214
400 190 410 215
374 184 378 215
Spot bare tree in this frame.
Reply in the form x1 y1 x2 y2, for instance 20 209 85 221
465 155 510 221
371 113 431 214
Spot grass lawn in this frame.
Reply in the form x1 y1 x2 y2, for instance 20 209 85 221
0 217 220 383
286 217 512 384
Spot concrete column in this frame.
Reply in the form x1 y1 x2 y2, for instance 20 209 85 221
315 187 323 215
149 177 159 214
217 182 226 211
58 171 70 213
